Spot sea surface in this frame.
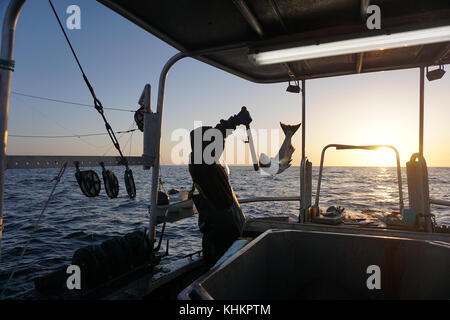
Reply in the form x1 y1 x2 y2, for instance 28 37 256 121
0 165 448 299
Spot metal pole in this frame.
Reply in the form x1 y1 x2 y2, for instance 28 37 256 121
148 52 185 247
300 79 306 222
419 66 425 157
141 84 154 170
301 80 305 160
0 0 26 260
315 145 328 208
246 126 259 171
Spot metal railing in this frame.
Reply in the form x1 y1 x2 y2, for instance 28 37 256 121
238 196 300 204
315 144 404 212
430 198 450 207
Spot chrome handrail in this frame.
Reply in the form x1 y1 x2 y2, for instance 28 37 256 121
314 144 404 212
148 52 186 248
430 198 450 207
238 196 300 204
0 0 27 260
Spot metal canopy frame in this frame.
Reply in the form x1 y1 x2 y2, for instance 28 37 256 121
97 0 450 83
147 52 185 246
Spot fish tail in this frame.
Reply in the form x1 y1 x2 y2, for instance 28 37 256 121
280 122 301 135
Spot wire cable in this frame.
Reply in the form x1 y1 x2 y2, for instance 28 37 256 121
11 91 135 113
101 121 136 156
9 129 138 139
12 95 114 149
48 0 130 167
12 95 106 149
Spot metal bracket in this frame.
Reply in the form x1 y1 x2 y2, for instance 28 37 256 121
6 155 144 169
0 58 15 71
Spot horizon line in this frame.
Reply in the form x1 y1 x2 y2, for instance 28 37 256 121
159 164 450 168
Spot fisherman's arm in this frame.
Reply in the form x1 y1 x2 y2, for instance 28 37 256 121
215 106 252 138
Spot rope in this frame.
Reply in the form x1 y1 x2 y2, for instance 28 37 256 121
9 129 137 139
121 123 136 156
128 124 135 156
48 0 129 168
0 163 67 298
11 91 135 113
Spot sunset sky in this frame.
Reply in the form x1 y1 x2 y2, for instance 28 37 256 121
7 0 450 167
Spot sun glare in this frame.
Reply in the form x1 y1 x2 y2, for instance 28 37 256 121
372 147 395 167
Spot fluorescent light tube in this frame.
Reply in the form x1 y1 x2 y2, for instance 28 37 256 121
249 26 450 65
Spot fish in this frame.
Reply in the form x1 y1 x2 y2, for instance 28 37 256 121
259 122 301 175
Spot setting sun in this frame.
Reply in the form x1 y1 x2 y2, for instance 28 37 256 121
372 147 397 167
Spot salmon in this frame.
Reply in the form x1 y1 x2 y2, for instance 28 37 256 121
259 122 301 175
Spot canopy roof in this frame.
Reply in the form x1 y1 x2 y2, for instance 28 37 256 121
98 0 450 83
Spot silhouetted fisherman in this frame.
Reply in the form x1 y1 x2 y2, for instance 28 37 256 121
189 107 252 267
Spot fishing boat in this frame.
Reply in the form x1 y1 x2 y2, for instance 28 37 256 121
1 0 449 300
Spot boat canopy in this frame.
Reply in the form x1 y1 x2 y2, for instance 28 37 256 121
98 0 450 82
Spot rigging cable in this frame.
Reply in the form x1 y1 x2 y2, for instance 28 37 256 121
121 124 137 157
11 91 135 113
12 95 107 149
49 0 137 198
9 129 138 139
129 126 135 156
0 163 67 298
48 0 129 167
101 121 136 156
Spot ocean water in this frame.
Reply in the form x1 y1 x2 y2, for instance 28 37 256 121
0 165 448 299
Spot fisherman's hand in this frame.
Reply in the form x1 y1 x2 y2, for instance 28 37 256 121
236 106 252 128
